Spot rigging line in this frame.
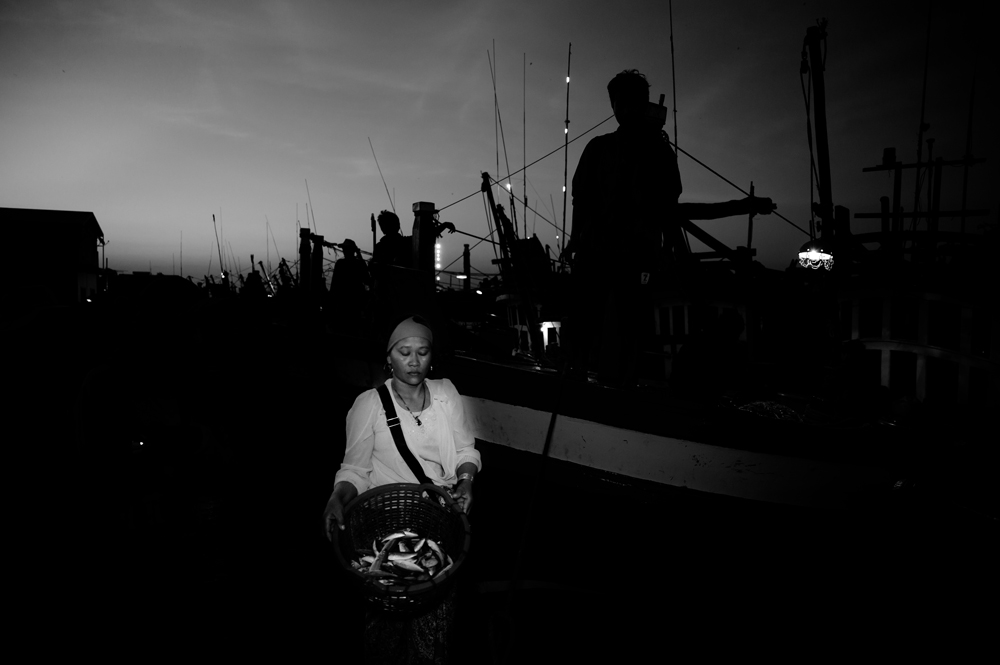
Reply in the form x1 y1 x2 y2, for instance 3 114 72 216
486 174 568 238
487 49 513 190
482 191 500 264
529 179 555 219
368 137 395 213
437 114 614 213
450 227 501 246
670 141 810 237
268 218 283 264
488 47 518 235
437 224 499 275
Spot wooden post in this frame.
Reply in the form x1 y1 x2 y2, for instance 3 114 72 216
463 244 471 292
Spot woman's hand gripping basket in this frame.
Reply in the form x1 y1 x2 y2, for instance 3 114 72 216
332 483 472 614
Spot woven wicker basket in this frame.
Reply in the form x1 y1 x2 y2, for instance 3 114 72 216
332 483 472 614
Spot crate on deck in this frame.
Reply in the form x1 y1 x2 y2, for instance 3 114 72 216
332 483 472 615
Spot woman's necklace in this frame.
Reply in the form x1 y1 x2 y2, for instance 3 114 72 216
393 383 427 426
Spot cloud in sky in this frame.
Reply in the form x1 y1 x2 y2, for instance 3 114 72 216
1 0 995 276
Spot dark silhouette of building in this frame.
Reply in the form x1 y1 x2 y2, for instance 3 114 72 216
4 207 105 314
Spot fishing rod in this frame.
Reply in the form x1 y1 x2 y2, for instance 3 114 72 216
258 260 276 296
368 137 395 214
487 46 519 240
267 217 283 267
485 174 568 239
211 214 225 280
306 180 319 234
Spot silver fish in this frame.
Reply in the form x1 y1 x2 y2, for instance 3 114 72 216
388 552 418 561
393 558 424 573
382 530 418 542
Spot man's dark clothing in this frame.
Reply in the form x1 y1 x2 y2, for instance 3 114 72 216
571 125 682 276
567 125 682 386
373 232 412 269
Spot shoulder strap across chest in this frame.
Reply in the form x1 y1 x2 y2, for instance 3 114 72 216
376 384 432 485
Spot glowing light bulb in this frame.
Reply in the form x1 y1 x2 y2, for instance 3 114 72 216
562 186 566 192
566 76 570 83
564 128 568 134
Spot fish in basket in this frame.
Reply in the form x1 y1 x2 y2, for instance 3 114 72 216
332 483 472 614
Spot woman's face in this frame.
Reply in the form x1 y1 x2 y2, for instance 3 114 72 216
388 336 432 386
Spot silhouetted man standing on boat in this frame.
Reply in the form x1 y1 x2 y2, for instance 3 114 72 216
373 210 412 269
566 69 683 387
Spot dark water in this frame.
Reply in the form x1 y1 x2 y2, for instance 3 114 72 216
6 306 995 662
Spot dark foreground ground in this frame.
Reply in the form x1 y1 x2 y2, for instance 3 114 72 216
6 304 997 662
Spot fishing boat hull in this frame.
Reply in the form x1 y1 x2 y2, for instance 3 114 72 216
461 393 895 509
440 353 909 511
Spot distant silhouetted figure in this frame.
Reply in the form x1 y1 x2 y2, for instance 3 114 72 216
330 238 372 331
372 210 412 268
565 69 683 387
371 210 417 335
240 256 267 302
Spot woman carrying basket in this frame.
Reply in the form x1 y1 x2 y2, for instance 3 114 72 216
323 315 480 664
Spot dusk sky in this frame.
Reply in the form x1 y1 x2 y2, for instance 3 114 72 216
2 0 994 279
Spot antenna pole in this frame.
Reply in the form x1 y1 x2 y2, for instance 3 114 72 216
561 43 572 259
523 51 527 238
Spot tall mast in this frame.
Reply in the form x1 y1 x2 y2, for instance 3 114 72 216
523 51 527 239
669 0 678 146
912 0 933 233
494 40 499 206
805 22 834 239
561 43 571 259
